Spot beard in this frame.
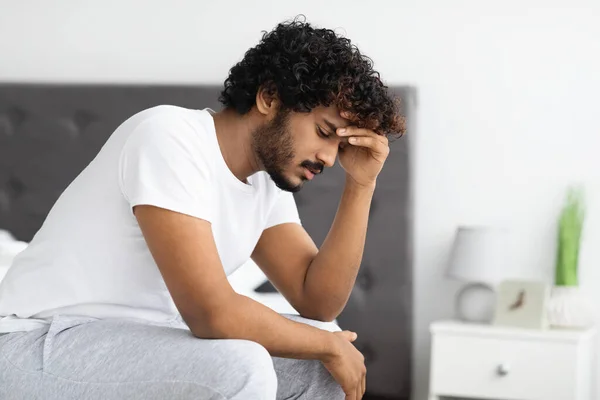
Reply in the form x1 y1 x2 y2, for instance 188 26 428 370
251 109 302 192
252 109 325 192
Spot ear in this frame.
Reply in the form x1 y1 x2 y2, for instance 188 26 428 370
255 84 280 117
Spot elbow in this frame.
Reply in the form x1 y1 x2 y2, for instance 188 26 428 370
295 293 346 323
297 304 341 323
184 297 241 339
189 312 235 339
188 317 214 338
309 314 338 323
184 312 219 339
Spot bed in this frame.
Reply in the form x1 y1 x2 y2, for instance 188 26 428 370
0 83 415 399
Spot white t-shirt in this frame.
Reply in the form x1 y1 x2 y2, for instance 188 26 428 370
0 106 300 333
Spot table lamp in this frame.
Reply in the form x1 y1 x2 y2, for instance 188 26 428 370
446 226 511 323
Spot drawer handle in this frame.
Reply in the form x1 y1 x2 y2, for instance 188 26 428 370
496 363 510 376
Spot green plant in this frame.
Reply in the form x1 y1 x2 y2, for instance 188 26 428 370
555 186 585 286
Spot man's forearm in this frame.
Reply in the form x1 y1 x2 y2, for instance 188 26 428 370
190 292 339 361
301 177 375 321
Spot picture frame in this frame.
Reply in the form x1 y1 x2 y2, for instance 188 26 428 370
492 280 550 330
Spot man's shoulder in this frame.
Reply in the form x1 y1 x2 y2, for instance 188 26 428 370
124 105 214 147
118 105 218 175
132 105 207 129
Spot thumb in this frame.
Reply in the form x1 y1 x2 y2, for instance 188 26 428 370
339 330 358 342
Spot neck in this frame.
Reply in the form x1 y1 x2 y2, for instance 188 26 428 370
211 108 262 183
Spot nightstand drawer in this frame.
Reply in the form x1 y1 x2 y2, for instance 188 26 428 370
430 334 578 400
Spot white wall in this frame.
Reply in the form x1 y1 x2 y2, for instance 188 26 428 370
2 1 600 398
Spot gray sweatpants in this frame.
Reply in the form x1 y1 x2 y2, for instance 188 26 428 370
0 313 345 400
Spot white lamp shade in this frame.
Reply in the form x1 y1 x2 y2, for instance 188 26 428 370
446 226 512 285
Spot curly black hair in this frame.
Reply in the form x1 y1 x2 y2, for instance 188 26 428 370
219 16 406 138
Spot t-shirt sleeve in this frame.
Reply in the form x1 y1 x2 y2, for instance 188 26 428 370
264 191 302 229
118 112 215 222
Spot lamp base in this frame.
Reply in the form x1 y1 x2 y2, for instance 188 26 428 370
455 282 495 323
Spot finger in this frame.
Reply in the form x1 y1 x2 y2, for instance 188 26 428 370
337 126 388 145
357 384 362 399
348 136 389 156
339 330 358 342
346 390 356 400
337 126 373 138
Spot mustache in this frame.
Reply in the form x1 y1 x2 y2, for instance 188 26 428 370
300 160 324 175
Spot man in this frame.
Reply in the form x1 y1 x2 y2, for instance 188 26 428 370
0 17 404 400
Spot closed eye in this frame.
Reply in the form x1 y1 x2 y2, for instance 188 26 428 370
316 125 331 138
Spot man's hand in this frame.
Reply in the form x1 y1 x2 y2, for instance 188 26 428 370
337 111 389 188
322 331 367 400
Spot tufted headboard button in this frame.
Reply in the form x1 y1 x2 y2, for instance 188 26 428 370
7 176 26 199
0 106 27 137
356 266 374 291
72 109 96 133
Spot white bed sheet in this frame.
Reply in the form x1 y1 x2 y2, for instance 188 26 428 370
0 230 27 283
227 260 298 315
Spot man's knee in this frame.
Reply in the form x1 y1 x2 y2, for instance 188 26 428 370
290 359 345 400
311 361 345 399
226 340 277 399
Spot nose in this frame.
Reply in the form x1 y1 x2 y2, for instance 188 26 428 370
316 142 338 168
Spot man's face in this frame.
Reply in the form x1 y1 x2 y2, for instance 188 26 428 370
252 105 349 192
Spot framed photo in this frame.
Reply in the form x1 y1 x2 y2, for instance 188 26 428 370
492 280 550 330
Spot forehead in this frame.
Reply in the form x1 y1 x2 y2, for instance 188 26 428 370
297 104 350 129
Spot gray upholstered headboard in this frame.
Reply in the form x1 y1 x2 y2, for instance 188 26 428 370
0 83 415 399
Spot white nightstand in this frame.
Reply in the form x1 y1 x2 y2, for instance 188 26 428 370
428 320 596 400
